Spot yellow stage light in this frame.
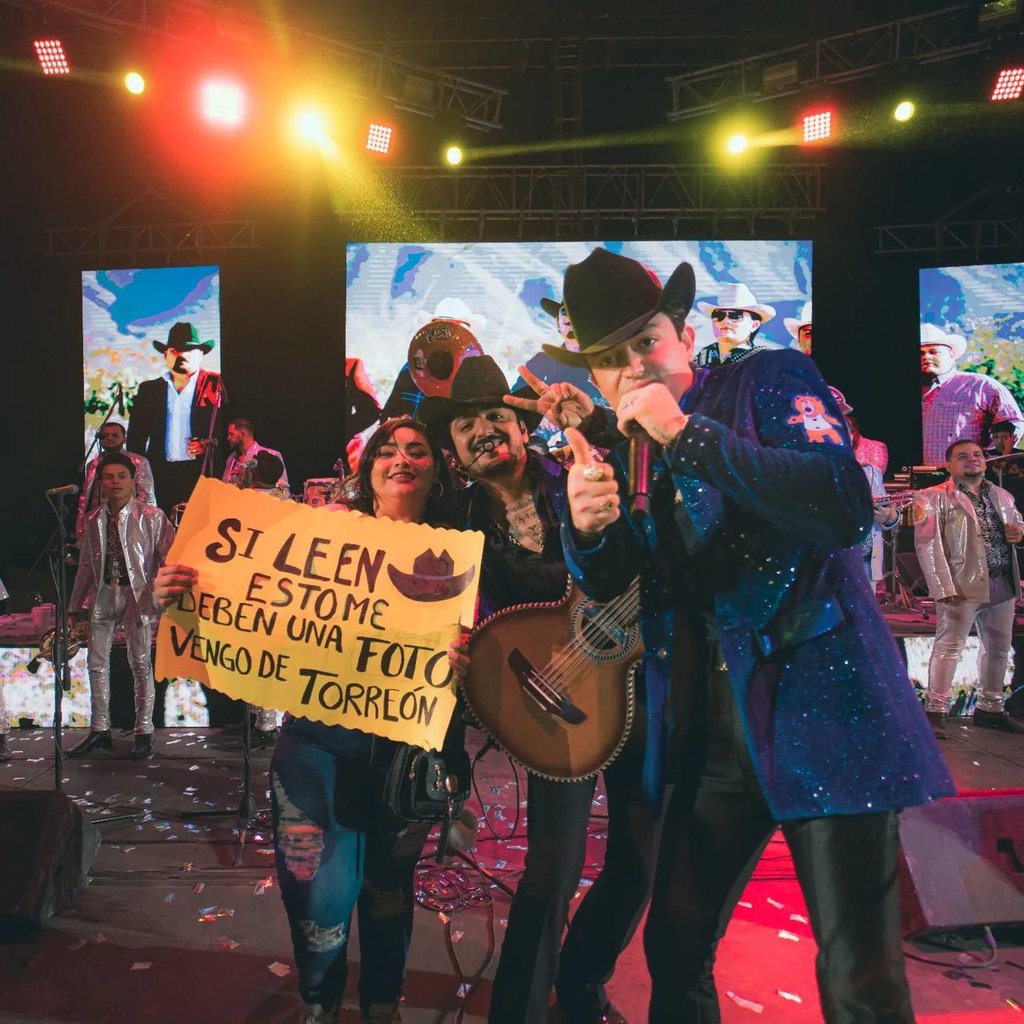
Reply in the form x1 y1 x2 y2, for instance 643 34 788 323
894 100 915 122
725 133 749 155
445 145 464 166
124 71 145 95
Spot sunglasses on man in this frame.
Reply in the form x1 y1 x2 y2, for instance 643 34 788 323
710 309 753 322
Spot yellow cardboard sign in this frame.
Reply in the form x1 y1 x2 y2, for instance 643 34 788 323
155 477 483 749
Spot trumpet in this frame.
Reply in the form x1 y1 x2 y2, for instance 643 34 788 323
27 622 89 675
873 490 919 512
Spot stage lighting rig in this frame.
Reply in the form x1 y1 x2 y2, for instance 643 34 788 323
725 133 748 155
444 145 464 166
365 122 394 156
801 109 834 144
34 40 70 76
199 78 247 130
894 100 916 122
991 66 1024 100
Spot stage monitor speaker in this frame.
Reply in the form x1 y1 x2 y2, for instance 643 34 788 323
0 791 100 940
899 791 1024 937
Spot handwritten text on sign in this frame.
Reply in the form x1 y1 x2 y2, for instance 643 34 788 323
155 478 483 749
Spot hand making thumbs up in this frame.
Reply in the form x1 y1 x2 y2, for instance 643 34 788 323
564 427 621 539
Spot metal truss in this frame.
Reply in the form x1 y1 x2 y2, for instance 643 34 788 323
3 0 507 130
341 163 824 238
667 3 994 121
47 187 257 257
875 218 1024 256
49 219 257 257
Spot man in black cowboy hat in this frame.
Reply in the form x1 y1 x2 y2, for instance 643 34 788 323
127 321 226 514
420 355 654 1024
558 247 954 1023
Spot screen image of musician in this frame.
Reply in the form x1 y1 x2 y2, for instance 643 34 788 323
82 267 224 515
345 240 812 452
919 261 1024 466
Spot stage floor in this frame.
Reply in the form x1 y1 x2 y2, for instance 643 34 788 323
1 724 1023 1024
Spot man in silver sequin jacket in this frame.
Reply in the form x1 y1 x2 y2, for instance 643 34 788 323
69 452 174 760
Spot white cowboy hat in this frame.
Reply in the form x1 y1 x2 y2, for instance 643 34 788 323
920 322 967 360
432 297 487 329
784 300 812 338
696 282 775 324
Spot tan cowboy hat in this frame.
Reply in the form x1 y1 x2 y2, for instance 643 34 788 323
920 322 967 360
784 301 812 338
696 282 775 324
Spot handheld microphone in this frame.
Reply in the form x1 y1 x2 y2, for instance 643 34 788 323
628 426 652 521
46 484 80 498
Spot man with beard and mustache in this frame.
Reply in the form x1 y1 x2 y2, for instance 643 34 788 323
127 321 226 514
420 355 654 1024
920 323 1023 466
915 439 1024 738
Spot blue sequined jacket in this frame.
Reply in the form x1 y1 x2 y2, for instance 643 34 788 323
562 350 955 819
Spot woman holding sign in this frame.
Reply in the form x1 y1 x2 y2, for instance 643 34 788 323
155 416 461 1024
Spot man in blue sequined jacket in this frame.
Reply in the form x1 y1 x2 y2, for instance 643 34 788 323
556 248 955 1024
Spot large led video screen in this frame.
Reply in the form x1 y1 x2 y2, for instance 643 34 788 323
345 241 812 449
919 261 1024 466
82 266 222 453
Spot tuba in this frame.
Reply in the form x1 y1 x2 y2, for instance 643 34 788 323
407 318 484 398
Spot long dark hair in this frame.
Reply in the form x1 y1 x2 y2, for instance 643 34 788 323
341 416 454 525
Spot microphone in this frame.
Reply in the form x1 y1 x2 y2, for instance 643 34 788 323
628 426 653 521
467 438 499 467
46 484 79 498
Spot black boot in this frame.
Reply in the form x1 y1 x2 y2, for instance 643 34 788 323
130 733 154 760
973 709 1024 734
926 710 948 740
0 734 11 763
67 730 112 757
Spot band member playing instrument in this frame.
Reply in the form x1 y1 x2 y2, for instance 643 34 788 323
422 356 650 1024
914 439 1024 739
68 452 174 760
558 247 954 1024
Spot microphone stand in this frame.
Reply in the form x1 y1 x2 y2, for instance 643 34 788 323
44 489 76 791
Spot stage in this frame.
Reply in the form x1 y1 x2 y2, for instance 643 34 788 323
1 721 1023 1024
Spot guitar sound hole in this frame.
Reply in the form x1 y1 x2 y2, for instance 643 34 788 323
571 601 637 662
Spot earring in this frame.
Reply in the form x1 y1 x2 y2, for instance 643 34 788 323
430 480 444 499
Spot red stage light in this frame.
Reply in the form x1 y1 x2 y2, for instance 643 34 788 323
33 39 70 76
199 78 246 129
365 122 394 155
801 109 833 143
991 67 1024 101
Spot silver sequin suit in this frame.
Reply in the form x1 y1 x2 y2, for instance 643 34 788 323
70 499 175 734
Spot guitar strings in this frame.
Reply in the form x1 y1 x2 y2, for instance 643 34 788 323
539 581 641 694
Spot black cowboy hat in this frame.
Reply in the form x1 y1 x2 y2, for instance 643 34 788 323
419 355 541 441
153 321 216 355
539 297 562 319
553 248 696 367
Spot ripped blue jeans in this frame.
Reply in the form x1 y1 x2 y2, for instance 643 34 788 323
270 716 431 1013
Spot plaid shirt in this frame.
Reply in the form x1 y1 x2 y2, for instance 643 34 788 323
921 370 1023 465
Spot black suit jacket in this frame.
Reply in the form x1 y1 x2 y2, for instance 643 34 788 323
127 370 224 467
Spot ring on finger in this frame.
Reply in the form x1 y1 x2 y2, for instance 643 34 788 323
582 464 605 482
601 498 614 513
